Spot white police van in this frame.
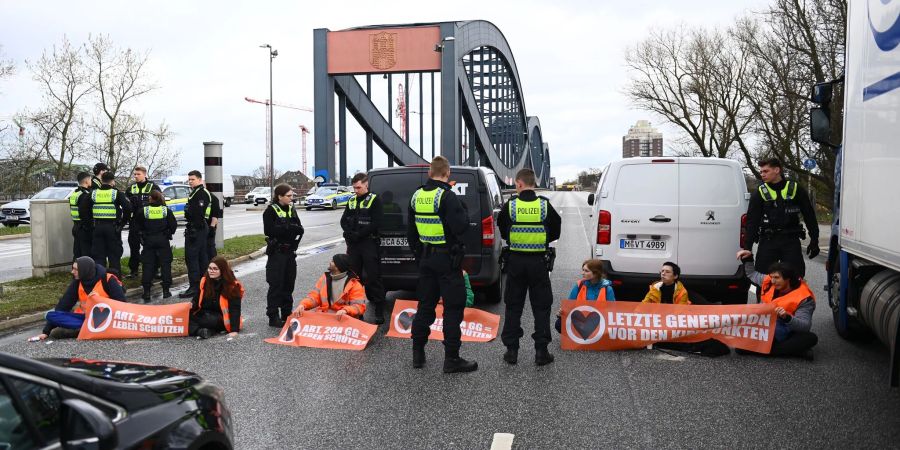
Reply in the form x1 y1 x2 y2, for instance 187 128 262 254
587 157 750 303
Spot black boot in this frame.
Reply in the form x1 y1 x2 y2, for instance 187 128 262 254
535 348 555 366
503 348 518 365
443 356 478 373
197 328 212 340
371 302 385 325
268 316 285 328
178 286 197 299
162 288 172 299
412 345 426 369
141 287 151 303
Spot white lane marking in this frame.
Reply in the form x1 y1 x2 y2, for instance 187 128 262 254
490 433 514 450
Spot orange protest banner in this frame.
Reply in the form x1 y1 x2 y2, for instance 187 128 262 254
560 300 777 353
265 311 377 351
77 296 190 340
386 299 500 342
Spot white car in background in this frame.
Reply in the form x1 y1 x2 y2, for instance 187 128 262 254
1 182 78 227
245 187 272 205
586 157 751 303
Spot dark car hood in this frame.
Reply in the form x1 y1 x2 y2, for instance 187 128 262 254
39 358 202 393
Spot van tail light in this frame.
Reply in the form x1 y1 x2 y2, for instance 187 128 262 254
739 213 748 249
481 215 494 247
597 210 611 245
612 280 623 286
728 284 741 290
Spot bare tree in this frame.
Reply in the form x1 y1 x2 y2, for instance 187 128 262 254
734 0 846 206
624 26 752 159
27 36 93 179
86 34 157 174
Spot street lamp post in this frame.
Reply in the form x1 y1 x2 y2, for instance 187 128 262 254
260 44 278 198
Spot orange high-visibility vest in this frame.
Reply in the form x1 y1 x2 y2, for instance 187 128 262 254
75 273 119 314
197 278 245 332
760 276 815 314
299 273 367 318
576 280 608 302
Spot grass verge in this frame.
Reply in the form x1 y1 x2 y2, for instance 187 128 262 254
0 226 30 237
0 234 266 320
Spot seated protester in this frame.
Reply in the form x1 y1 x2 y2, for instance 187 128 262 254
643 261 690 304
28 257 126 341
555 259 616 332
296 254 367 319
736 249 818 359
190 256 244 340
644 261 730 357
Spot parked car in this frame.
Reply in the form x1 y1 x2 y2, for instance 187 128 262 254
586 157 751 303
0 352 233 449
367 165 504 302
161 183 190 221
1 183 78 227
302 184 353 210
245 187 272 205
160 175 234 207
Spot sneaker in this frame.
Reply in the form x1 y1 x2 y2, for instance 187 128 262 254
49 328 79 340
503 348 518 365
443 357 478 373
535 348 555 366
197 328 212 340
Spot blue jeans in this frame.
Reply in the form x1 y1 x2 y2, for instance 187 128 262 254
46 311 85 330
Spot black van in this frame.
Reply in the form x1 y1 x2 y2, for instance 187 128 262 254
368 165 505 302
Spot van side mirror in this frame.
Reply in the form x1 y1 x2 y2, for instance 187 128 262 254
587 193 595 206
810 107 833 146
60 399 118 450
812 82 833 105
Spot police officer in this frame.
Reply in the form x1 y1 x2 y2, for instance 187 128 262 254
90 163 108 190
125 166 161 278
407 156 476 373
341 172 386 324
179 170 212 298
90 171 131 274
744 157 819 277
498 168 562 366
138 190 177 302
263 183 304 327
70 172 94 259
205 188 223 264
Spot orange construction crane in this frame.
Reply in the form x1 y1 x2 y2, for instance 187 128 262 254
244 97 313 177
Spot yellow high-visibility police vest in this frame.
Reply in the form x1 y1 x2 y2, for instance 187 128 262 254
758 181 797 201
271 204 294 218
188 187 212 220
143 205 169 220
411 187 445 245
508 197 548 252
91 189 118 220
348 193 377 210
69 190 83 221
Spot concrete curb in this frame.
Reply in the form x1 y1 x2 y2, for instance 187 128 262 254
0 246 268 335
0 233 30 241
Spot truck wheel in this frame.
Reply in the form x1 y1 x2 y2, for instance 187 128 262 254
224 197 232 207
858 270 900 346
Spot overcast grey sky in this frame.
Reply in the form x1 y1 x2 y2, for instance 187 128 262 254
0 0 771 183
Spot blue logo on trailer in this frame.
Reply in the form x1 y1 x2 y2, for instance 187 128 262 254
864 0 900 100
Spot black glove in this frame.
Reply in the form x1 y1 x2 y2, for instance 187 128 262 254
806 242 820 259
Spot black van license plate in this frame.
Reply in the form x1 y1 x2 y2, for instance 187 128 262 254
381 237 409 247
620 239 665 250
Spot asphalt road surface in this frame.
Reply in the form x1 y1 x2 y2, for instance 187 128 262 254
1 192 899 449
0 205 345 283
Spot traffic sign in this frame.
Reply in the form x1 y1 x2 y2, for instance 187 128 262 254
803 158 817 170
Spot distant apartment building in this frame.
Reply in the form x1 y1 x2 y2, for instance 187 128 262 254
622 120 663 158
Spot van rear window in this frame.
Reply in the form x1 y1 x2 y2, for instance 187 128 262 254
679 164 741 206
370 171 479 233
613 164 677 205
